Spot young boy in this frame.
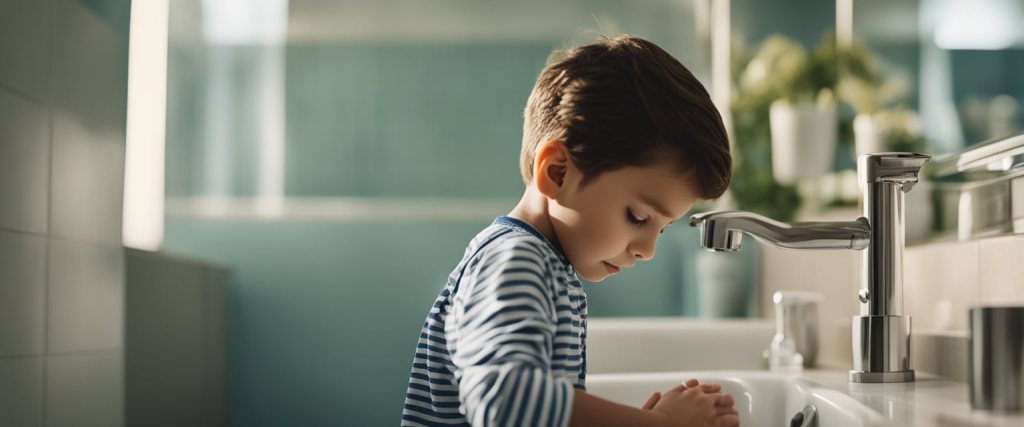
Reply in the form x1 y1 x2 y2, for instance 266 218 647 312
402 35 739 427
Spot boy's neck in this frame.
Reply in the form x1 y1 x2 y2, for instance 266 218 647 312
507 187 560 249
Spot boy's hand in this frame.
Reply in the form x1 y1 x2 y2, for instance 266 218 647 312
642 379 740 427
642 379 724 409
642 380 729 409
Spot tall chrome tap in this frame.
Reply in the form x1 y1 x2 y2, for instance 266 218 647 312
689 153 931 383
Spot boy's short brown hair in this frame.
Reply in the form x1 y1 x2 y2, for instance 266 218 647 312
520 35 732 200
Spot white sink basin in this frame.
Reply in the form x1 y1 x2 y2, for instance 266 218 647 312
587 371 896 427
586 318 775 374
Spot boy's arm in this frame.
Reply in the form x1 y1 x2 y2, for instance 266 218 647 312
569 389 668 427
449 242 577 426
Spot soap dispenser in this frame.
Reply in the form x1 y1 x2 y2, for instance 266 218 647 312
768 291 822 372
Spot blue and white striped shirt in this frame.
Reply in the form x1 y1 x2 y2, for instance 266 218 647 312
402 216 588 427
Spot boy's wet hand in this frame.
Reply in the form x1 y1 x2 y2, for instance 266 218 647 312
649 382 740 427
715 393 738 417
684 378 722 394
696 381 738 419
642 391 661 410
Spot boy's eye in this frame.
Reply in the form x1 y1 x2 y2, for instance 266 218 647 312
627 209 647 226
628 209 667 234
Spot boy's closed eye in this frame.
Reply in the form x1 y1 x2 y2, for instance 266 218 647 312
626 208 669 234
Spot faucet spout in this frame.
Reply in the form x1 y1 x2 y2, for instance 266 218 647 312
688 210 871 252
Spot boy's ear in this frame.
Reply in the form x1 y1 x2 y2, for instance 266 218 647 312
534 140 572 199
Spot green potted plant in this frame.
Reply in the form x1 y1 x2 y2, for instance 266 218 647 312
729 33 842 222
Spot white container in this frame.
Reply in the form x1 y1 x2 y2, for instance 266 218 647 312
853 113 889 157
769 100 837 185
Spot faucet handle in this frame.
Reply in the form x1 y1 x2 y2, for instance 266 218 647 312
858 152 931 192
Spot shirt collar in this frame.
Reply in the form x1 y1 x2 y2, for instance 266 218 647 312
493 216 567 261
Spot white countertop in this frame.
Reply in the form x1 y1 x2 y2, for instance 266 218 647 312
801 366 1024 426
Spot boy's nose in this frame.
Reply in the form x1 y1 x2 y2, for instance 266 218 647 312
631 237 657 261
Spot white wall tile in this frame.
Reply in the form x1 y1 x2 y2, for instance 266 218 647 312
978 234 1024 304
52 0 128 131
904 241 979 331
47 239 124 354
0 0 52 102
911 332 969 382
0 356 43 427
2 1 131 425
50 112 125 246
0 230 45 357
0 88 50 234
47 350 124 427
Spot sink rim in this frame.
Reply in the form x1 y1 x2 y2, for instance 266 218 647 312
586 369 895 427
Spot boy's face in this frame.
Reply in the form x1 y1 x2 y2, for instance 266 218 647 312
548 161 700 282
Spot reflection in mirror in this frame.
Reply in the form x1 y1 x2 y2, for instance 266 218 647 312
853 0 1023 156
851 0 1024 244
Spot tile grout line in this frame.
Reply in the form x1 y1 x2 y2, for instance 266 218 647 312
39 347 124 359
0 346 122 360
0 81 47 108
0 227 47 239
42 0 56 425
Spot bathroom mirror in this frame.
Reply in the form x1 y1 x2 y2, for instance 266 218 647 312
851 0 1024 244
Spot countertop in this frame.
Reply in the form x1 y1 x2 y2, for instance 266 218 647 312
801 366 1024 426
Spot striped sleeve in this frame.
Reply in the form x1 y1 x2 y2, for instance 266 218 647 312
446 238 575 427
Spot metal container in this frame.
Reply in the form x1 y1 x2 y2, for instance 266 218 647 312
930 132 1024 242
969 306 1024 411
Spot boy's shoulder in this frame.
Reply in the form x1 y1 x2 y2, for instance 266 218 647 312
469 222 559 263
461 220 570 275
451 221 577 304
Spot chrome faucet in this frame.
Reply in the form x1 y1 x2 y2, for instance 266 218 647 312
688 153 931 383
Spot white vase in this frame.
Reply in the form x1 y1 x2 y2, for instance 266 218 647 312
853 113 890 157
769 100 837 185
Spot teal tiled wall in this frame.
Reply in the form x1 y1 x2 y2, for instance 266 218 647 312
285 44 549 198
166 40 698 198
